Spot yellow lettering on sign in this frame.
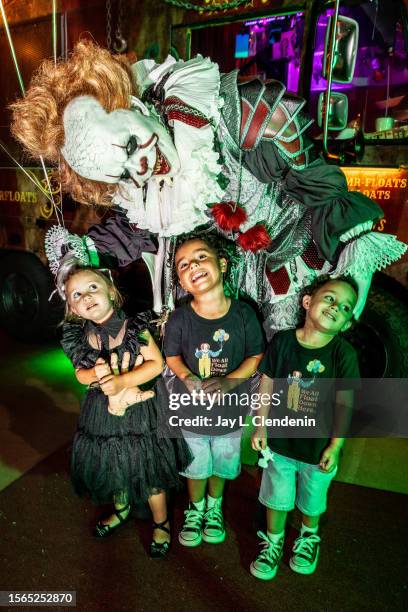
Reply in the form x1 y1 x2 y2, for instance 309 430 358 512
351 174 407 191
0 190 38 202
377 219 386 231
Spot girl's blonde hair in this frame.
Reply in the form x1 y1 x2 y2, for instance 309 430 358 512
60 263 123 322
10 40 137 207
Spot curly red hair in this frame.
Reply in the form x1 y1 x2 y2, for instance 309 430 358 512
10 40 138 206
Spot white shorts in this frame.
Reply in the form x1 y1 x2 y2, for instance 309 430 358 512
180 430 242 480
259 451 337 516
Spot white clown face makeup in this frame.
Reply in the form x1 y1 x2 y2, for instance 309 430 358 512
61 96 179 187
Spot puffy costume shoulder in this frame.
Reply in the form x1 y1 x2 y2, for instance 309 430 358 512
60 321 99 369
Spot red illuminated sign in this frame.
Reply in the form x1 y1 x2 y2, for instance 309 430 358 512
342 167 408 241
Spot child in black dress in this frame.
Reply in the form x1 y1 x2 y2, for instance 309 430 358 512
59 263 191 558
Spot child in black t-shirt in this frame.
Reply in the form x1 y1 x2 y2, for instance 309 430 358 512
250 276 360 580
165 233 264 548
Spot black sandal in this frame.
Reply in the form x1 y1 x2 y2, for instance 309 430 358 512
93 502 131 538
150 518 171 559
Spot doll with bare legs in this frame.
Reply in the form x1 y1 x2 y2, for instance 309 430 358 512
94 352 154 417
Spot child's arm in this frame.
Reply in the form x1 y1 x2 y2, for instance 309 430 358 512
75 357 111 385
166 355 201 392
75 367 98 385
319 389 354 472
251 373 273 451
99 331 164 396
201 353 263 394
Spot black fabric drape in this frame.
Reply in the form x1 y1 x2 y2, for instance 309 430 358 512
243 143 383 262
88 210 158 268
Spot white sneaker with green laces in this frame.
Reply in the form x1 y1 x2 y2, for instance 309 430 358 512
178 502 205 547
289 532 321 575
202 503 226 544
250 531 284 580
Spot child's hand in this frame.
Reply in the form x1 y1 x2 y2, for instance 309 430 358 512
99 374 126 396
251 426 267 451
94 358 111 380
201 377 236 395
183 374 202 394
319 444 341 472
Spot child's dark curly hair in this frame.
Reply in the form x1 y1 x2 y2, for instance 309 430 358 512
297 274 359 327
168 229 239 288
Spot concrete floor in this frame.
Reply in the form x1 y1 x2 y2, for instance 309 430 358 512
0 331 407 611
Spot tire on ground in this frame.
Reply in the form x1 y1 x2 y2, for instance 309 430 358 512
346 285 408 377
0 252 63 341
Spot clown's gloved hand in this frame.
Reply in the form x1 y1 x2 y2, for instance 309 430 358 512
351 273 372 320
258 447 275 469
329 271 372 321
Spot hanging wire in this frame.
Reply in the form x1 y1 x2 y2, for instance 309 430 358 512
51 0 65 227
40 157 64 226
106 0 112 50
52 0 57 63
0 0 63 225
0 140 55 203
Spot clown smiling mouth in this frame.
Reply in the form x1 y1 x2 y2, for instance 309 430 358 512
153 145 171 175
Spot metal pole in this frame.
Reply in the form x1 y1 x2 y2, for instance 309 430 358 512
323 0 340 160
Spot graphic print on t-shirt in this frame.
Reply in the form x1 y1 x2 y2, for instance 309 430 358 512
194 328 230 378
259 330 360 465
286 359 326 412
307 359 325 375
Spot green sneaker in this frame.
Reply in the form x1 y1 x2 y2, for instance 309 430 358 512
178 503 205 547
250 531 284 580
289 532 320 575
202 502 226 544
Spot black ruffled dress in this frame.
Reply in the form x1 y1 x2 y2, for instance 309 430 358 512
61 311 191 506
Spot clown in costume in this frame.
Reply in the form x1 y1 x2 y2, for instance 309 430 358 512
10 42 407 332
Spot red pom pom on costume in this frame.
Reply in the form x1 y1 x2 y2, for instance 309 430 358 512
237 225 272 252
211 202 247 231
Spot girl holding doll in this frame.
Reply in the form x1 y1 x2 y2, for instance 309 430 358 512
58 261 191 558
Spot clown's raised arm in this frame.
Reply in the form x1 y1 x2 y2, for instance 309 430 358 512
10 41 406 331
